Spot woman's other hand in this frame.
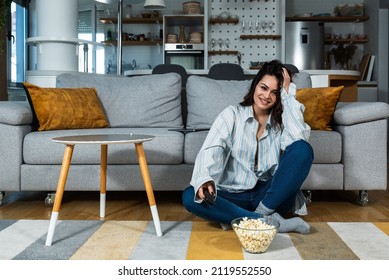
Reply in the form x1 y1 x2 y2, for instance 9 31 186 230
197 181 215 201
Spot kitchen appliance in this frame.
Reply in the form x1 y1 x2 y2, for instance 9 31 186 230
164 43 204 69
285 21 324 70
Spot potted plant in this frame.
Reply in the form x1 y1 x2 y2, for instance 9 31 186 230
331 44 358 70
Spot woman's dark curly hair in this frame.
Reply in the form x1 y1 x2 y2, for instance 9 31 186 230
240 60 291 129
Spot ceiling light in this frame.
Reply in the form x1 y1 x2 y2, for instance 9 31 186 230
144 0 166 10
94 0 114 4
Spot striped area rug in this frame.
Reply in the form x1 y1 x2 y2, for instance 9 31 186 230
1 220 389 260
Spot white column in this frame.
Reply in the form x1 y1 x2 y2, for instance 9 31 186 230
35 0 78 71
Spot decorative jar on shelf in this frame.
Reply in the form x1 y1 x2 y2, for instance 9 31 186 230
179 26 186 43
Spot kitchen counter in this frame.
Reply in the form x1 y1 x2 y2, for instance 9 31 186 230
303 70 359 76
304 70 361 102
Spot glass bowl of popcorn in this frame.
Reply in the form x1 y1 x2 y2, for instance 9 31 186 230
231 217 279 254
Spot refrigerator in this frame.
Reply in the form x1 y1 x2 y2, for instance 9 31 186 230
285 21 324 70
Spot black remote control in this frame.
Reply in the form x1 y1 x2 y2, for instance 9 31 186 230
204 189 215 205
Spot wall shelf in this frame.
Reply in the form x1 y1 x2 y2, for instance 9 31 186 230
208 50 239 55
285 16 369 23
164 15 204 26
240 35 281 40
100 17 163 24
27 37 105 47
102 40 162 46
325 39 368 45
209 18 239 25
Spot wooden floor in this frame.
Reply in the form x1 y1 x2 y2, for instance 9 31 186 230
1 188 389 222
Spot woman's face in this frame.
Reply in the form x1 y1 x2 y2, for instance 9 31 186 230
252 74 279 114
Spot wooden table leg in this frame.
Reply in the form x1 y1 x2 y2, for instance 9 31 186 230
134 143 162 237
45 144 74 246
100 144 108 218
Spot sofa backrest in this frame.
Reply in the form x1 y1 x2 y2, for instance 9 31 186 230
185 75 252 129
56 72 183 128
184 72 312 129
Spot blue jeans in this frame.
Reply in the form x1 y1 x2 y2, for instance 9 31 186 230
182 140 314 224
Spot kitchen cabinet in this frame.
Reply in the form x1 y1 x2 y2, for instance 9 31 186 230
100 16 164 73
100 17 163 46
330 74 359 101
163 15 205 41
163 15 208 69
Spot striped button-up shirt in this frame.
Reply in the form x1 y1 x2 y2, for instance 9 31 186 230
190 83 310 202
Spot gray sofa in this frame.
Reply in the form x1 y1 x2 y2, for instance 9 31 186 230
1 72 389 206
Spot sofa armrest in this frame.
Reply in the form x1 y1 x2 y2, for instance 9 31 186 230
333 101 389 191
0 101 33 125
333 102 389 126
0 101 33 192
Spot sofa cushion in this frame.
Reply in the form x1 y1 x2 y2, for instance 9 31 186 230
184 130 342 164
296 86 344 131
186 75 251 129
308 130 342 163
23 128 184 165
23 83 109 131
56 72 183 128
184 130 209 164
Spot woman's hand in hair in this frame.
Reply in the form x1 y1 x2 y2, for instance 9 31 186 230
282 67 291 93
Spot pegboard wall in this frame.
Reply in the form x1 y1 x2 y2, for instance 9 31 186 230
209 0 282 69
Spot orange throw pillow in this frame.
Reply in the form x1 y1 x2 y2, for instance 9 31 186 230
296 86 344 131
23 82 109 131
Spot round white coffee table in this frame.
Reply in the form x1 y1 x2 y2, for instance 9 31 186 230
45 134 162 246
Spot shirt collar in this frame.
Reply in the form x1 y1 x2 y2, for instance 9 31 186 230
242 105 254 121
243 105 280 133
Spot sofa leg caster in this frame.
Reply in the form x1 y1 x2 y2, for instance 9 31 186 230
44 193 56 207
303 190 312 204
359 190 369 206
0 191 4 206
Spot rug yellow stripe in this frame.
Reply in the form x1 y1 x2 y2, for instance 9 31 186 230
289 222 359 260
70 221 148 260
374 222 389 235
186 221 243 260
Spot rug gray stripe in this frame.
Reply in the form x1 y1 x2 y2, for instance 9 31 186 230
129 221 192 260
244 233 302 260
0 220 18 231
0 220 50 260
329 222 389 260
13 220 103 260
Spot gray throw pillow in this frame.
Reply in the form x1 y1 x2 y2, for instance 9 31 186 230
56 72 183 128
186 75 251 129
